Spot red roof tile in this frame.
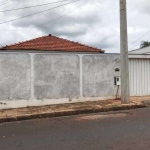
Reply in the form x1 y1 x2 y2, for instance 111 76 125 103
1 35 104 53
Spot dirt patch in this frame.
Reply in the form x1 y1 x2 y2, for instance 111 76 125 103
76 113 128 121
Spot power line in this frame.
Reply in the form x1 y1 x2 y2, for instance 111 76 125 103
0 0 87 31
95 0 148 48
36 0 87 27
0 0 12 7
0 0 88 47
0 0 81 25
1 0 18 9
129 30 150 47
0 0 74 12
0 0 10 5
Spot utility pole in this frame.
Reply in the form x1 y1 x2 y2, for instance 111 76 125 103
120 0 130 104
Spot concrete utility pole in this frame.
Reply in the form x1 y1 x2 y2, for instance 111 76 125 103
120 0 130 104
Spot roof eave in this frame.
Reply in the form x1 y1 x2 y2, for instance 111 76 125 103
0 49 104 54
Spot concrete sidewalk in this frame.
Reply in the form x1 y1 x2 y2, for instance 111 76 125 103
0 97 149 124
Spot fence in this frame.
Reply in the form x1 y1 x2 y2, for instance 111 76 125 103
0 52 120 109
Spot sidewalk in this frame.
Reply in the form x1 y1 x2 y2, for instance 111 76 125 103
0 97 149 124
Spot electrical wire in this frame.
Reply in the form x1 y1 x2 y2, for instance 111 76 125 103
0 0 12 7
129 30 150 47
0 0 87 46
95 0 149 48
0 0 81 25
36 0 87 27
0 0 87 31
0 0 75 12
0 0 10 5
1 0 18 9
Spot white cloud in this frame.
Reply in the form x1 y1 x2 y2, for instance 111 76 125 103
0 0 149 53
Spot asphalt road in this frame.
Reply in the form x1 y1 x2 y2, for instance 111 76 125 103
0 108 150 150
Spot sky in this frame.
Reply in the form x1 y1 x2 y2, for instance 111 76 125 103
0 0 149 53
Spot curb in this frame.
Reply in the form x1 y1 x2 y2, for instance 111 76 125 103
0 104 147 124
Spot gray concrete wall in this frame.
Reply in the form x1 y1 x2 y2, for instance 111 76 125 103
83 55 120 97
0 53 31 100
0 52 121 109
34 54 80 100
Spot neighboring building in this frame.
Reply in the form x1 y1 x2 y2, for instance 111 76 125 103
129 46 150 54
1 34 104 53
129 46 150 97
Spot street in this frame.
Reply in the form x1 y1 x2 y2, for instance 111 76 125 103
0 108 150 150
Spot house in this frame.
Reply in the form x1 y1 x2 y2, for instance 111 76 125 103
128 46 150 96
129 46 150 54
0 34 149 109
0 34 109 109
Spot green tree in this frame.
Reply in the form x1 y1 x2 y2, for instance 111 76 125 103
140 41 150 48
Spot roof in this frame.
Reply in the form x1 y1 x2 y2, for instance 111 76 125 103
1 34 104 53
129 46 150 54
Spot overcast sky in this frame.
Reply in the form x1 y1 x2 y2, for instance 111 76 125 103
0 0 149 53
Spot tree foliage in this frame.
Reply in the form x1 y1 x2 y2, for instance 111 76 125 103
140 41 150 48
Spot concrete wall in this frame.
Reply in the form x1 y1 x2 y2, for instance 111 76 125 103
0 54 31 101
83 55 120 97
34 54 80 100
0 52 120 109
